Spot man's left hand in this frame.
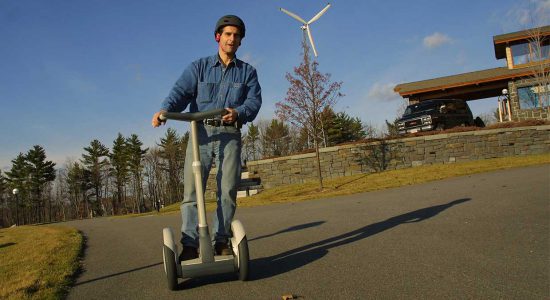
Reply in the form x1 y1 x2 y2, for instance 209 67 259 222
222 108 238 124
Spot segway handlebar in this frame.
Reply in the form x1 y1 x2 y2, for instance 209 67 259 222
159 108 228 122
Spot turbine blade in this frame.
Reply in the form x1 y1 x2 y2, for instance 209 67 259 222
280 8 307 24
308 3 331 24
306 26 318 57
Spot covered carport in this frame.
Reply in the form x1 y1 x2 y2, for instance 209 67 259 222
394 25 549 122
393 66 538 103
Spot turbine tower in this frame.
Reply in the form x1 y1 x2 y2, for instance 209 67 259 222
280 3 331 57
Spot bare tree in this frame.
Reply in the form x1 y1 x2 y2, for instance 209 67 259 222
526 26 550 108
144 146 168 210
275 41 343 189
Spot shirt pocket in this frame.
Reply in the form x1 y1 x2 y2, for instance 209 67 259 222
197 82 218 103
228 82 245 106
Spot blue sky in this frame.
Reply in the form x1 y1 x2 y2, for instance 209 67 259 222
1 0 548 170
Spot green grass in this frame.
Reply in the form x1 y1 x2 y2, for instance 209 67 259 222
0 225 83 300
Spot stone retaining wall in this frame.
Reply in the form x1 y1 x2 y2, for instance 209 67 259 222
245 125 550 189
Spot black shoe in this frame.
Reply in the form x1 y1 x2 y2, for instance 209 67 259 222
215 242 232 256
179 246 198 262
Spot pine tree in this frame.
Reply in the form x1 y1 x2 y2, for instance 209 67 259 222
385 119 400 138
110 133 129 215
261 119 291 157
327 112 366 145
0 171 5 198
244 123 260 161
127 134 148 213
0 171 6 227
66 161 92 219
5 153 29 224
25 145 56 223
158 128 186 204
81 139 109 218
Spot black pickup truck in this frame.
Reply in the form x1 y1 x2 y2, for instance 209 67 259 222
396 99 474 135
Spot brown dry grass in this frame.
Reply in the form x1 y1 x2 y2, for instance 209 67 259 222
0 225 82 300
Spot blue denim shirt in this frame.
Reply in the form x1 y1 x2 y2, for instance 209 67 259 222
161 54 262 124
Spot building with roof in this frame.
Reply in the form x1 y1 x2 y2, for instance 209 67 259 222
394 26 550 122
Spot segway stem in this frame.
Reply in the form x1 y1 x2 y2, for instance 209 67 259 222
190 120 215 263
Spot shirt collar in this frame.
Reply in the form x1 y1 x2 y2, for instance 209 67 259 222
209 53 239 68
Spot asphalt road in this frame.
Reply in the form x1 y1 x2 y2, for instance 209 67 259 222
65 165 549 299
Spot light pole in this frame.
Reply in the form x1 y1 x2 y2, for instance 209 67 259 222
12 188 19 226
498 88 512 122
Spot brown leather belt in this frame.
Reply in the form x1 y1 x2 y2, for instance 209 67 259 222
202 118 242 129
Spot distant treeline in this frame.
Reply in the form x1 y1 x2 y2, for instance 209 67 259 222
0 110 373 227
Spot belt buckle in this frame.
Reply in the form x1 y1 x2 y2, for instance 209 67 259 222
205 118 221 127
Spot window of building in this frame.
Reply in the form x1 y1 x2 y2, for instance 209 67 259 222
517 84 550 109
511 41 550 66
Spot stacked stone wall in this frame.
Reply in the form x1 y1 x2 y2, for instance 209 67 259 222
244 125 550 189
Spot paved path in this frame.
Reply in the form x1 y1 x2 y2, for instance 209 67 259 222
65 165 549 299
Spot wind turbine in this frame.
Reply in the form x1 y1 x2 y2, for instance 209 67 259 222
280 3 331 57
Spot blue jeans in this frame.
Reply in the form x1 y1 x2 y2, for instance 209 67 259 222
180 124 241 248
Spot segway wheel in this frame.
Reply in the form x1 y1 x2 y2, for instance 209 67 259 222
236 236 250 281
163 245 178 290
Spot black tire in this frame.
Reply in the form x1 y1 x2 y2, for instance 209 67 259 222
163 245 178 290
236 236 250 281
436 123 445 131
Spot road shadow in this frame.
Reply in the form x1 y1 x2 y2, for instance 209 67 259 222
74 262 163 286
178 221 326 289
249 198 471 281
248 221 325 242
0 242 16 249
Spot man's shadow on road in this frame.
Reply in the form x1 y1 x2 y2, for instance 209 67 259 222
74 198 469 289
248 198 470 281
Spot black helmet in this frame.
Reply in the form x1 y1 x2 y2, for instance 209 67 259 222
214 15 245 38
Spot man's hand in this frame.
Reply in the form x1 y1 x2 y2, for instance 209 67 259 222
152 111 167 128
222 108 238 124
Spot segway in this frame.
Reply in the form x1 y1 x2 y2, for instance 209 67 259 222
159 109 249 290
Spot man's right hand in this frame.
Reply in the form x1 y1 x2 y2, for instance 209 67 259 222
152 111 166 128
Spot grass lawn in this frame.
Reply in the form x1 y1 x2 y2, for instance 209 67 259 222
0 225 82 300
0 153 548 298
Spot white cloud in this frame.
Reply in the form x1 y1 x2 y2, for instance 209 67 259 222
423 32 453 49
239 52 261 67
366 82 401 102
505 0 550 27
534 0 550 24
128 64 142 81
